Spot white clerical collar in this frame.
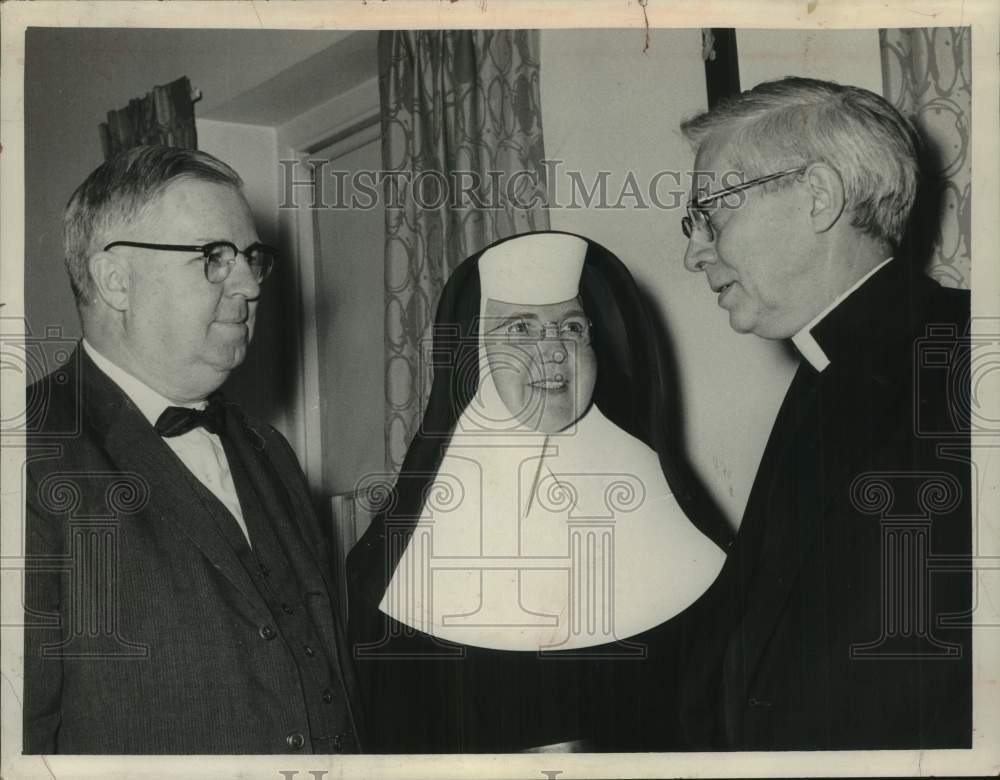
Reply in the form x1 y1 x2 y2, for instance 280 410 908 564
82 339 205 425
791 257 893 372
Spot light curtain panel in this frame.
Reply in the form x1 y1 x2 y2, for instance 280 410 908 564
882 27 972 289
380 30 550 472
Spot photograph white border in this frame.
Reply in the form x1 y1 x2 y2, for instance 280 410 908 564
2 2 997 778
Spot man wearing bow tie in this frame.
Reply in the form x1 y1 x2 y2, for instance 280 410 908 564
23 146 362 754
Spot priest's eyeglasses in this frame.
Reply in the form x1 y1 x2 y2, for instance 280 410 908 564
681 166 808 242
489 316 593 346
103 240 277 284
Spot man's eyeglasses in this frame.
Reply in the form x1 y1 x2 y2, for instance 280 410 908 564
103 240 277 284
681 166 808 242
487 316 593 346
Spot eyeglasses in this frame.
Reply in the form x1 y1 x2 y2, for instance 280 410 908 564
487 316 593 345
681 166 808 242
103 240 277 284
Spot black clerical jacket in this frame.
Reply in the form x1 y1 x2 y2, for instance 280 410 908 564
22 347 363 753
677 259 972 750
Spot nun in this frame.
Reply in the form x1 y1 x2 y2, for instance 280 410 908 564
347 231 730 753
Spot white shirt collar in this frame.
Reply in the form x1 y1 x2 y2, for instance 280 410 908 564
790 257 893 372
82 339 204 426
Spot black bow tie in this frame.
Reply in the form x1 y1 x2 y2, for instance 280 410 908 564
154 396 227 438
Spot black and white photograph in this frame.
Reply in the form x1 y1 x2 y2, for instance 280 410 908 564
1 1 998 777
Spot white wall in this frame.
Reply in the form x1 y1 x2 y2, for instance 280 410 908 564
540 28 885 529
313 137 386 495
23 29 349 441
23 28 341 346
198 121 280 243
738 29 883 92
196 120 303 437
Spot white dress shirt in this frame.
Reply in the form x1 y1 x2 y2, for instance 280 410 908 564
791 257 893 372
83 340 251 546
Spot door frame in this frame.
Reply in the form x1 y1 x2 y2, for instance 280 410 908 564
276 76 381 490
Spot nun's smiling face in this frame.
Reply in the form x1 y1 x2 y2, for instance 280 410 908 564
483 297 597 433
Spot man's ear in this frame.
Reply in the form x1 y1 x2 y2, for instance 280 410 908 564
88 252 131 311
804 163 846 234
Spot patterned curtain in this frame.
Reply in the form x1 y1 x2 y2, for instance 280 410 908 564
380 30 550 472
99 76 198 159
880 28 971 289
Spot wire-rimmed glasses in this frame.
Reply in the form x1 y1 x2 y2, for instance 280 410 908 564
681 166 808 242
486 315 593 346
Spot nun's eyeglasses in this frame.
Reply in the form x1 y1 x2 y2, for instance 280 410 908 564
489 316 592 345
681 166 808 242
103 240 277 284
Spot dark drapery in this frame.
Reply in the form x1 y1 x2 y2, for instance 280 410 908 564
99 76 198 159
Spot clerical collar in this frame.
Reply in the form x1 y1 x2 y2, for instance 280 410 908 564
790 257 893 372
82 339 206 426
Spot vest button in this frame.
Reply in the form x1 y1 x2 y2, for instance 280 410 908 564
281 603 295 614
303 645 316 657
259 625 276 640
322 689 333 704
286 732 305 750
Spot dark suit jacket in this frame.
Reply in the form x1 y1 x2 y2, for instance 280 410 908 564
23 347 363 753
677 259 972 750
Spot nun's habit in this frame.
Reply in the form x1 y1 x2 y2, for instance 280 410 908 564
347 232 731 753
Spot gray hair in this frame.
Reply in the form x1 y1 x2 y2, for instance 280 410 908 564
680 77 920 247
63 145 243 305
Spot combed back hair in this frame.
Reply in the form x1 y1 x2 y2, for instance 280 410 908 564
680 77 920 247
63 145 243 305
